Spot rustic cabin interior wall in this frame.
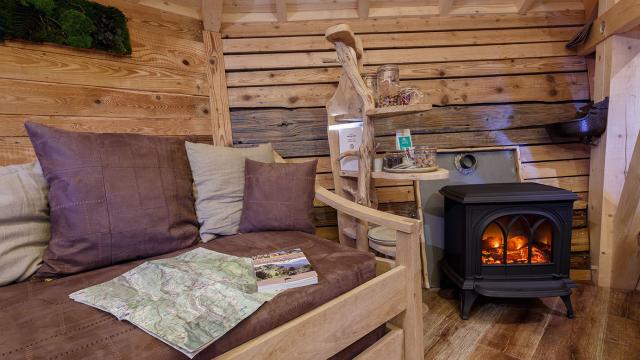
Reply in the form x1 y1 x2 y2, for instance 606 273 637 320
221 10 592 280
0 0 212 162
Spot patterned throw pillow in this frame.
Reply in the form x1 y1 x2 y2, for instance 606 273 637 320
0 161 50 286
25 122 198 277
239 159 317 234
185 142 274 242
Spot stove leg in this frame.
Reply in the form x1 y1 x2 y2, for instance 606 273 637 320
460 290 478 320
560 294 574 318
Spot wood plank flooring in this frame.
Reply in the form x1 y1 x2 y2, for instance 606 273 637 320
422 283 640 360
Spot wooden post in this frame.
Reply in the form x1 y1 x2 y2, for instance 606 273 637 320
588 0 640 287
201 0 222 32
203 31 233 146
611 131 640 290
391 229 424 360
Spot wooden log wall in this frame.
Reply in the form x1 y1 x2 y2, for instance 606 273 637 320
0 0 211 164
221 10 592 279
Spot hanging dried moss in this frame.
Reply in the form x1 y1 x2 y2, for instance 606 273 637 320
0 0 131 55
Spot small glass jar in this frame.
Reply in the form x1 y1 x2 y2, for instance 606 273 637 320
413 146 437 168
383 151 405 170
377 64 400 107
362 72 378 103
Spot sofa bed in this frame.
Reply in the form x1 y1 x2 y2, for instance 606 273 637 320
0 122 424 360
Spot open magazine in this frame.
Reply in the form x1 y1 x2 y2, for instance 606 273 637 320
252 248 318 293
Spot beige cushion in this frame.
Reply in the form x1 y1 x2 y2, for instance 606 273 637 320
185 142 274 242
0 162 49 286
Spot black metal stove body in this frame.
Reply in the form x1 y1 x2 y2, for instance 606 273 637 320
439 183 578 319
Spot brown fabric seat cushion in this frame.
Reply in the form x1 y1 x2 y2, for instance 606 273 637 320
24 122 199 277
0 231 377 359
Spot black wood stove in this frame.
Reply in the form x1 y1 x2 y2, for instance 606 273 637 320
439 183 578 320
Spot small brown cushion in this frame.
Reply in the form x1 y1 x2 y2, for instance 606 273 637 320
239 159 317 234
25 122 198 277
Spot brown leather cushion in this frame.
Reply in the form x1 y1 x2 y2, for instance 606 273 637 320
239 159 317 234
25 122 198 277
0 231 377 359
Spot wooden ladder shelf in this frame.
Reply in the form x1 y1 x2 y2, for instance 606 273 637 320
324 23 448 270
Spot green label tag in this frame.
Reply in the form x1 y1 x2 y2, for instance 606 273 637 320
398 136 412 149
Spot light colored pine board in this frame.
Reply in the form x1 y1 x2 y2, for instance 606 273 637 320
0 116 212 137
519 143 591 162
222 27 580 53
224 42 574 70
528 176 589 193
228 73 589 108
521 159 590 179
202 0 223 31
3 26 207 75
216 267 407 360
220 11 586 37
0 46 207 96
138 0 201 19
225 56 586 87
203 31 233 146
0 79 210 119
94 0 204 41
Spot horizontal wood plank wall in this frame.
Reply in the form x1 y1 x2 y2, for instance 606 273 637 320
221 10 592 278
0 0 211 165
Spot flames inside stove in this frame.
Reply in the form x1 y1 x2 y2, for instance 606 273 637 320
481 215 552 265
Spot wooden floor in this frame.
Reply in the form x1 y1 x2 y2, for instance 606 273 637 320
422 283 640 360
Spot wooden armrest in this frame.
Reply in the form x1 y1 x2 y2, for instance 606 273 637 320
315 186 419 234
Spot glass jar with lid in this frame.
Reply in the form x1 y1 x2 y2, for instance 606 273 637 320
361 72 378 106
377 64 400 107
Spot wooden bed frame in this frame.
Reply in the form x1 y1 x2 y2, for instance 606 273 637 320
212 152 424 360
217 185 425 360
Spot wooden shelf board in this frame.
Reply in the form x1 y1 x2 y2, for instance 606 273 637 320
334 103 433 122
340 168 450 181
367 104 433 118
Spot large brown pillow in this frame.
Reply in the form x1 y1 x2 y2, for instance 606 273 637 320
239 159 317 234
25 122 198 277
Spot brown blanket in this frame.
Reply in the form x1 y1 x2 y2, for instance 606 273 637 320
0 231 379 359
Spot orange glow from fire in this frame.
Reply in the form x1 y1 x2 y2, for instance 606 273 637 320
481 221 551 265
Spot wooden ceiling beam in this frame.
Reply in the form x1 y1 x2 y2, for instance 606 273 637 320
517 0 537 14
201 0 222 32
358 0 369 19
578 0 640 55
275 0 287 22
439 0 454 15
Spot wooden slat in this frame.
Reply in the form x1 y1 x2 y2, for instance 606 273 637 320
357 0 369 19
231 103 584 145
224 42 575 70
202 0 223 31
3 27 207 75
521 159 590 179
517 0 538 14
228 73 589 108
0 79 209 119
203 32 233 146
572 228 589 252
0 116 212 137
220 11 586 37
0 46 207 96
226 56 586 87
217 267 407 360
529 176 589 192
519 143 590 162
94 0 204 41
222 27 580 53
